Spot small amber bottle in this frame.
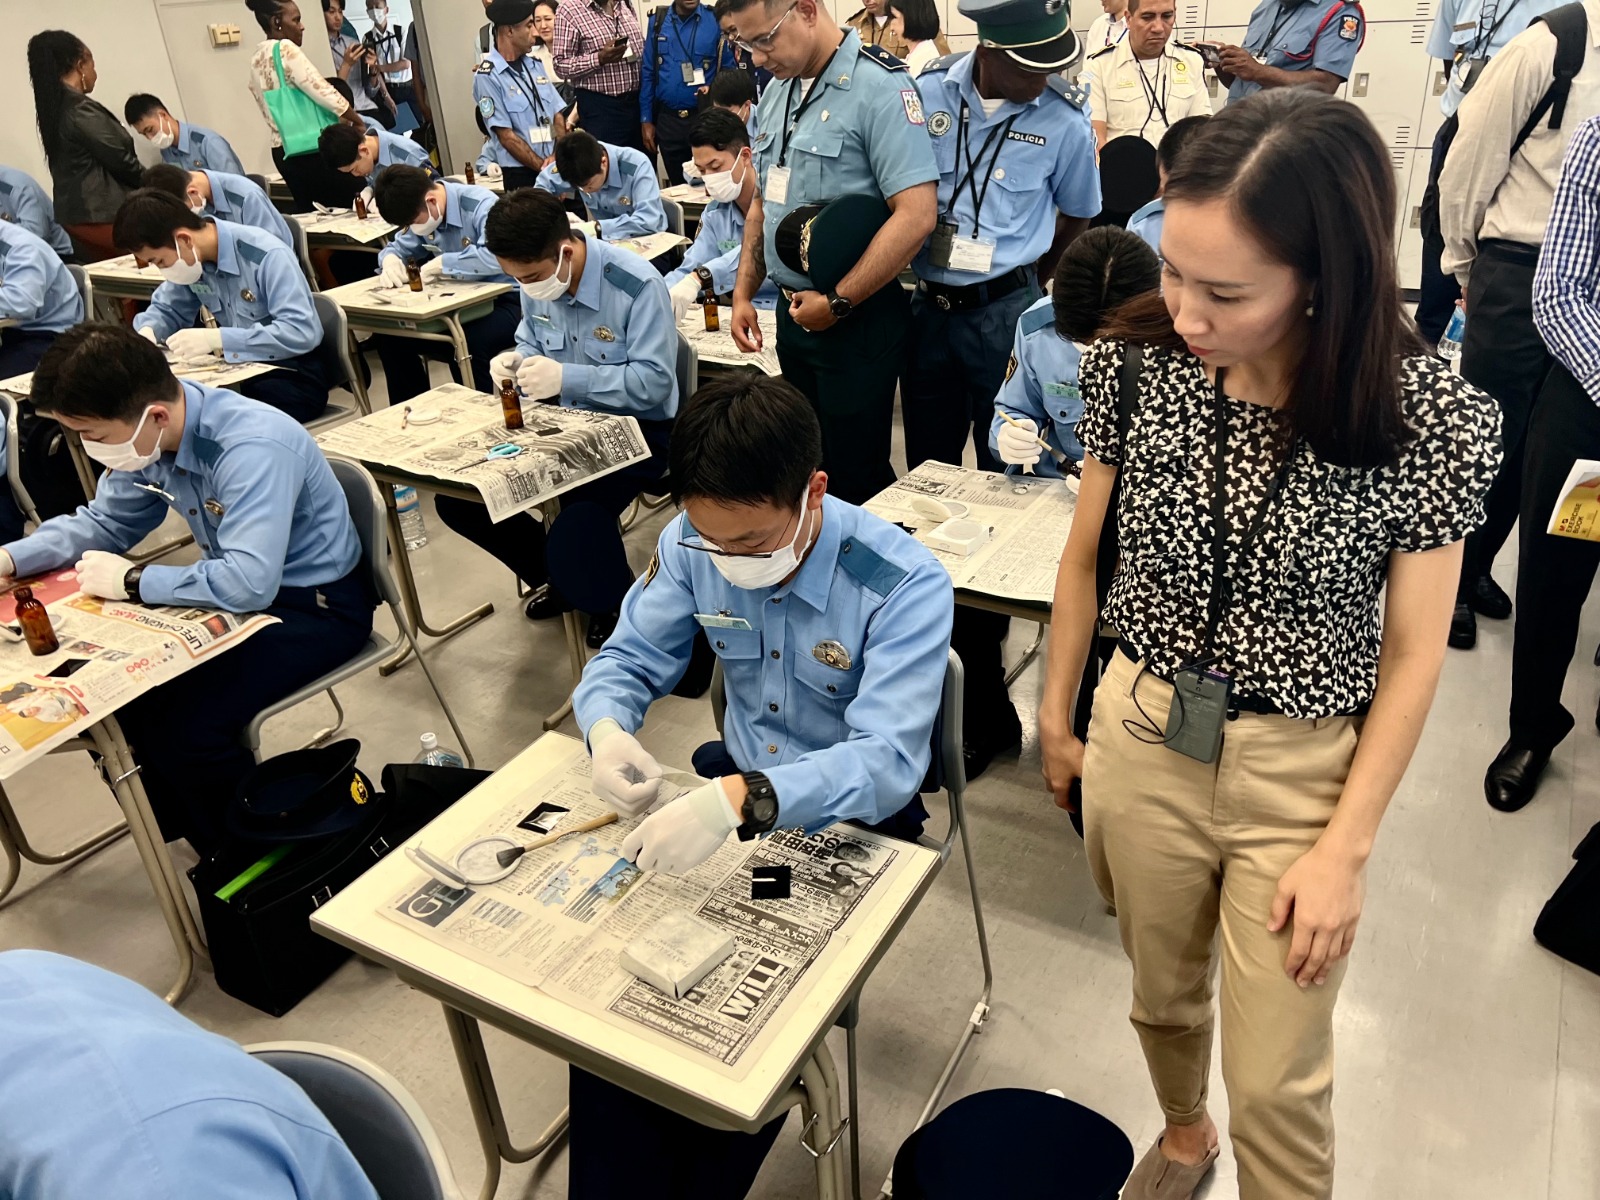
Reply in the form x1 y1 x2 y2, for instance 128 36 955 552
464 160 477 185
355 193 369 221
703 300 720 332
14 587 58 657
499 377 524 430
406 261 424 292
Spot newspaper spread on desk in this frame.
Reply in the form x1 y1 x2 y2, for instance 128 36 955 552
380 750 910 1077
85 254 164 284
316 382 651 523
865 461 1076 603
677 307 781 377
0 571 276 777
291 208 394 244
0 354 272 398
611 231 690 260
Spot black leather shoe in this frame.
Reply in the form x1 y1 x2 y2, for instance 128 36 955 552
1485 740 1553 812
1470 574 1513 620
585 610 619 649
1448 601 1477 650
524 585 570 621
962 702 1023 781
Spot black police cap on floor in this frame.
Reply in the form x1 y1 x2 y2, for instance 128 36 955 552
485 0 538 26
225 739 380 843
891 1088 1134 1200
1099 135 1161 214
774 195 890 293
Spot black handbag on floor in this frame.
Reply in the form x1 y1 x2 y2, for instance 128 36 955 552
1534 820 1600 976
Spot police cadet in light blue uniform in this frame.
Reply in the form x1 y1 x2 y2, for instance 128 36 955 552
475 0 569 191
0 165 74 261
640 0 727 186
1216 0 1364 102
164 121 247 176
368 165 521 403
117 192 328 425
537 132 667 238
0 326 373 849
664 109 778 312
142 163 297 251
993 298 1088 476
563 375 953 1198
0 222 84 378
1121 111 1207 256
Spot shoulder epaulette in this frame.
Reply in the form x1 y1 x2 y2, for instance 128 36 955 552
920 53 963 74
838 537 909 597
1046 75 1090 110
474 60 494 74
859 43 906 71
221 187 248 210
235 237 269 266
618 155 640 178
602 259 647 299
1088 43 1118 59
1020 305 1055 336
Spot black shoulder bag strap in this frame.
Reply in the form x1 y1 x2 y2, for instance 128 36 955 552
1512 2 1589 157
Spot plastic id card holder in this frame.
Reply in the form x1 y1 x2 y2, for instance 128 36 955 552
764 165 790 206
681 63 706 85
1165 666 1232 764
529 124 552 145
928 221 996 273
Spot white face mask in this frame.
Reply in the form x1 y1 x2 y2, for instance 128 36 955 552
82 406 163 473
702 156 747 204
187 192 207 217
520 247 571 301
708 489 815 590
159 237 204 285
370 6 388 26
410 199 443 237
146 116 175 150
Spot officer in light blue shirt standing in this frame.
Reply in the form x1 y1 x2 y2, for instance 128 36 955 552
125 94 249 176
475 0 571 191
116 192 328 424
537 131 668 238
1211 0 1364 101
0 326 373 849
640 0 728 185
0 950 379 1200
141 163 296 251
0 221 84 378
0 165 74 261
564 373 953 1198
433 188 677 644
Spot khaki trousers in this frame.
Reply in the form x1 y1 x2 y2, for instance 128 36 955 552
1084 649 1362 1200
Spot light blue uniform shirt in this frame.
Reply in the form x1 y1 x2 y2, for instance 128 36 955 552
536 142 667 239
0 222 83 335
377 181 510 282
989 295 1084 478
1427 0 1566 117
1126 197 1163 254
201 168 295 250
5 382 361 610
575 496 954 832
0 950 378 1200
162 120 246 176
754 30 940 291
0 166 73 259
475 49 566 166
368 129 434 174
134 219 321 366
912 53 1100 285
514 234 678 421
1228 0 1364 100
664 197 779 307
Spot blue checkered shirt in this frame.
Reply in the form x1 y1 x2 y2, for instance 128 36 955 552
1534 114 1600 404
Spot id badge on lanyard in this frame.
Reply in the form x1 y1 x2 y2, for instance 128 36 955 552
928 221 996 273
765 164 790 205
681 62 706 85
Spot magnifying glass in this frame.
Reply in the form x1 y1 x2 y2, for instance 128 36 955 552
405 837 523 887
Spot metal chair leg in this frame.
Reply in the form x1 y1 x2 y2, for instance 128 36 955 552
0 779 130 905
619 496 643 532
299 689 347 751
1003 622 1045 687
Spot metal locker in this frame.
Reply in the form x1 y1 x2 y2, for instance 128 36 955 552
1342 21 1432 148
1397 145 1431 290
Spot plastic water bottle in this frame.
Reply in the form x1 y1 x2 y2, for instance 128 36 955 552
394 485 428 550
414 732 465 767
1437 302 1466 363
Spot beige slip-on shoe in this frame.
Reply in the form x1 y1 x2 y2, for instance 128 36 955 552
1121 1137 1219 1199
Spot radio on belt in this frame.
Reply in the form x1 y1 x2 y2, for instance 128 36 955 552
923 517 990 556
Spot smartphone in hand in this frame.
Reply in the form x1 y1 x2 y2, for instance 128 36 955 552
1194 41 1224 69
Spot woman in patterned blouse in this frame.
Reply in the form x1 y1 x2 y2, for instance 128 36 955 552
1038 89 1501 1200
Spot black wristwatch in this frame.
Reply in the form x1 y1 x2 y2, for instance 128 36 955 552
825 289 854 320
736 770 780 841
123 565 145 604
694 266 715 296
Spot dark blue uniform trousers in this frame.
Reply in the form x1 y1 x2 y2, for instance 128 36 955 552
237 351 331 425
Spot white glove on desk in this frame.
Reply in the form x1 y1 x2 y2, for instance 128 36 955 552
622 779 739 874
0 549 14 580
136 325 160 345
589 717 662 816
167 327 224 360
669 275 701 324
75 551 136 601
420 257 446 283
379 255 412 289
996 415 1044 467
489 350 526 388
358 185 375 211
516 355 563 401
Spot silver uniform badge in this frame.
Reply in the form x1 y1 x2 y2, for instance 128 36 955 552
594 326 616 342
812 640 852 670
241 288 256 303
204 499 225 517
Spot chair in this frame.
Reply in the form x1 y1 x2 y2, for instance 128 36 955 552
0 390 43 526
66 263 95 323
619 331 694 532
289 215 321 293
246 171 271 195
661 195 685 239
241 458 476 766
246 1041 465 1200
306 293 374 436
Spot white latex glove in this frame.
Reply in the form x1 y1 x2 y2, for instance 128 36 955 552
566 211 586 228
681 160 702 183
489 350 525 388
589 718 663 816
379 254 412 288
0 549 14 579
621 779 740 874
669 275 701 324
420 257 446 283
136 324 160 345
167 327 224 360
483 161 503 179
996 414 1044 467
358 185 375 211
75 551 136 601
515 355 563 400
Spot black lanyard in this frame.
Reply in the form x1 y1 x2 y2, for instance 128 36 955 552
668 9 706 63
947 103 1017 237
507 57 549 122
1135 55 1169 130
1256 2 1302 54
1201 369 1301 659
776 41 847 167
1468 0 1522 58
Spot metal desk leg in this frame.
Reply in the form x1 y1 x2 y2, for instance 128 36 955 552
87 718 206 1005
379 485 495 676
798 1043 849 1200
64 430 99 502
541 611 584 732
442 1005 571 1200
0 779 129 904
446 315 474 385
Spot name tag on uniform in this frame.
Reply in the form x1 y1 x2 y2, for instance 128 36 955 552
765 165 790 206
530 124 552 144
929 222 995 274
681 63 705 85
694 612 753 630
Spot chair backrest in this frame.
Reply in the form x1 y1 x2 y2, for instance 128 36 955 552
66 264 92 322
0 390 40 525
662 195 685 238
674 329 698 401
313 293 357 392
289 216 320 291
247 1041 461 1200
247 171 271 194
327 457 406 618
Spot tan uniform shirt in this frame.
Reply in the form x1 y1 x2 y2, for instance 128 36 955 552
845 9 951 62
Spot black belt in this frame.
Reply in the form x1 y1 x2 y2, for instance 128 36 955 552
655 106 694 119
1478 238 1540 267
915 266 1031 312
1113 639 1368 720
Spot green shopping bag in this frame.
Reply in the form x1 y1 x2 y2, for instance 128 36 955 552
264 41 339 157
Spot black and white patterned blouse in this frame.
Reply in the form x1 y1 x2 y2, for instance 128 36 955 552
1077 342 1503 718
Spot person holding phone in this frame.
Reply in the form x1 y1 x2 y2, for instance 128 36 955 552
553 0 647 152
1038 90 1498 1200
1206 0 1364 101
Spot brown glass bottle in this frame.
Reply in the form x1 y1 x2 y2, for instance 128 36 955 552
703 300 720 332
355 193 369 221
499 378 524 430
406 261 423 292
464 160 477 185
14 587 58 657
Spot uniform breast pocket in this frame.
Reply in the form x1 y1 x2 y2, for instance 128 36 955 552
989 154 1046 204
707 626 763 660
1042 382 1084 454
583 331 628 364
792 648 861 744
530 325 566 356
232 286 268 327
791 128 844 201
